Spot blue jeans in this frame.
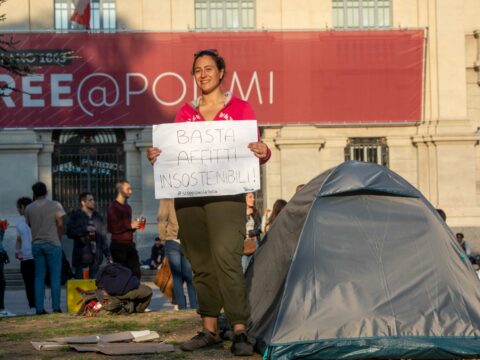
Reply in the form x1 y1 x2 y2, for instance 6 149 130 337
32 243 62 311
164 240 197 310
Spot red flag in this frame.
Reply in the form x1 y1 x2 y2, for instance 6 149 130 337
70 0 91 30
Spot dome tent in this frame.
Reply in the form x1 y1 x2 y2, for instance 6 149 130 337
246 161 480 359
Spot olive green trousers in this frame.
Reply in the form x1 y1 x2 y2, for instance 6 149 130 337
176 195 249 325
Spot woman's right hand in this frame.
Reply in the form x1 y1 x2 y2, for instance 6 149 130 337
147 147 162 165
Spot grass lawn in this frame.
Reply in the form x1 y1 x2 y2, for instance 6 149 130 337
0 310 262 359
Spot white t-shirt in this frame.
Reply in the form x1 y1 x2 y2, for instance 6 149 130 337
16 216 33 260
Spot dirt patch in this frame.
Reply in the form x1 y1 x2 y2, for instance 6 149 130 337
0 310 262 359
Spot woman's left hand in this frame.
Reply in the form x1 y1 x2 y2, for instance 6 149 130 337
248 141 268 160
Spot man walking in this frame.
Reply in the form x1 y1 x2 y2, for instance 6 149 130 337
25 182 66 314
107 180 141 279
67 192 111 279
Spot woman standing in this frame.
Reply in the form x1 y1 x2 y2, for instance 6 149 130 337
148 49 270 356
157 198 197 310
264 199 287 233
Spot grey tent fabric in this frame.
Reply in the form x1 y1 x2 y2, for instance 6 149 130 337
247 161 480 359
318 160 420 198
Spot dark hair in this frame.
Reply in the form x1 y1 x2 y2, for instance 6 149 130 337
79 192 93 203
17 197 33 209
456 232 464 239
32 182 47 198
267 199 287 228
191 49 226 82
245 192 259 219
436 208 446 221
115 179 130 195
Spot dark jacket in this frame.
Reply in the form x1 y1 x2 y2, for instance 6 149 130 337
150 243 165 266
66 209 110 267
96 262 140 296
247 212 262 243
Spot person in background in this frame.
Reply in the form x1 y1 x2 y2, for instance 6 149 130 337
456 232 472 256
149 237 165 269
436 208 447 222
67 192 111 279
264 199 287 234
15 197 35 315
261 208 270 234
25 181 66 315
158 198 197 310
147 49 270 356
107 180 141 279
0 218 15 317
242 192 262 273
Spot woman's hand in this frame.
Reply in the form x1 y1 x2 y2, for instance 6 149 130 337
147 147 162 165
248 141 268 159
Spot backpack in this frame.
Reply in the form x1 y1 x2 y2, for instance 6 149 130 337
95 262 139 296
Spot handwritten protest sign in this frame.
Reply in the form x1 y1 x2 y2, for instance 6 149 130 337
153 120 260 198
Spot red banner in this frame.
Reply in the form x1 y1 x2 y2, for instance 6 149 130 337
0 30 424 128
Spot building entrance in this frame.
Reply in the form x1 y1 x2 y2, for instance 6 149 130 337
52 129 126 216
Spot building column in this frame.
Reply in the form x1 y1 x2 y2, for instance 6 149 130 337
387 136 419 189
273 126 326 201
0 129 43 267
135 127 158 230
413 134 480 227
123 128 152 254
35 130 54 196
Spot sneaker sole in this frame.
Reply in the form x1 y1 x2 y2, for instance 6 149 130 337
231 347 254 357
180 341 223 352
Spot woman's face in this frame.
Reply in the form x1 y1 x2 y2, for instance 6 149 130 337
193 55 224 95
246 192 255 208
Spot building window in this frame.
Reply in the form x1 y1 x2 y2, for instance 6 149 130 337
195 0 255 30
54 0 116 31
333 0 391 29
345 137 389 166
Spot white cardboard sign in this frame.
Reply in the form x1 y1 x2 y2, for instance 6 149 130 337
153 120 260 198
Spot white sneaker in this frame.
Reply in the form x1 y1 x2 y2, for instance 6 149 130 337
26 307 37 316
0 309 16 317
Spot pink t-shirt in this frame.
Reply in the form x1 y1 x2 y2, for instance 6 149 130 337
175 93 271 163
